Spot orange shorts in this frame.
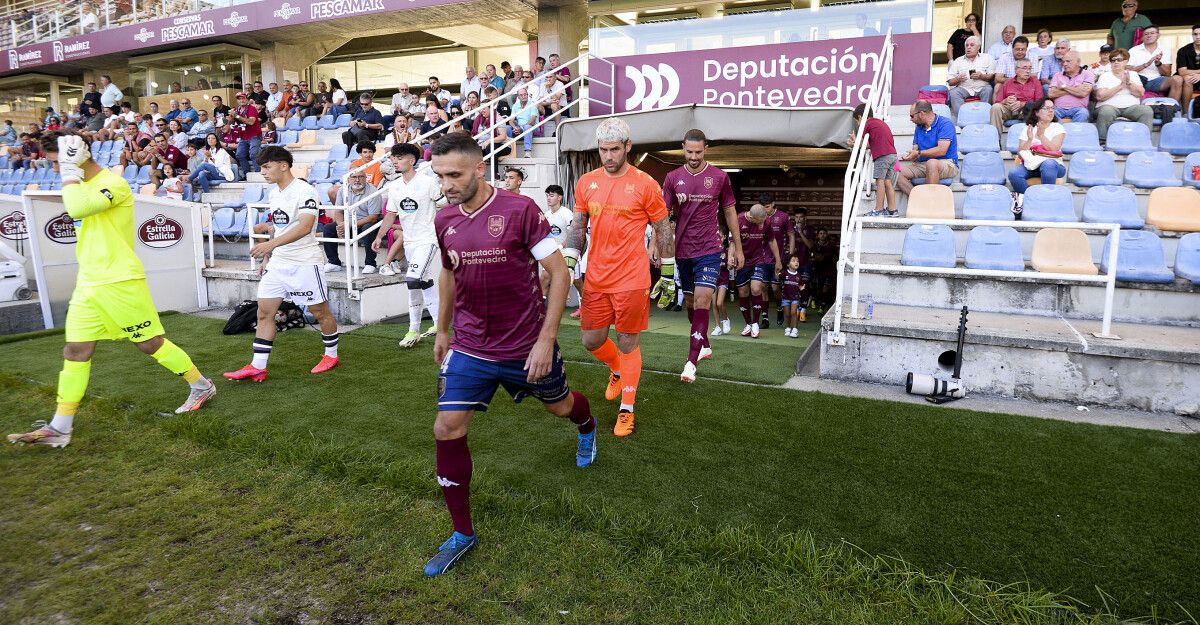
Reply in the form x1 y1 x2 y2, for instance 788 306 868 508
580 288 650 334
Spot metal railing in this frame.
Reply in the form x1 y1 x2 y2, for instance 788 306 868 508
843 216 1122 339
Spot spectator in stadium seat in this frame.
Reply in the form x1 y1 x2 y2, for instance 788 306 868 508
428 77 451 107
897 100 959 195
118 102 137 125
1092 44 1115 76
531 56 547 80
156 164 185 200
210 95 231 126
327 141 383 203
501 61 514 81
391 83 412 116
994 36 1030 85
265 82 282 116
381 114 416 149
461 66 482 100
508 87 538 159
505 64 525 93
539 74 565 117
548 54 574 105
1094 48 1154 140
1129 25 1182 101
323 171 382 273
295 81 317 118
1039 39 1072 95
1048 51 1094 123
197 78 212 91
0 120 16 147
462 91 482 122
342 93 384 149
988 24 1017 62
187 110 214 148
166 119 189 151
946 37 994 115
324 79 348 118
189 136 235 193
482 85 512 119
162 100 181 126
1179 25 1200 118
8 134 42 169
1008 98 1066 195
849 103 899 217
81 82 102 114
262 122 278 146
1028 29 1054 77
283 84 302 117
99 75 123 109
993 59 1041 133
149 133 188 187
249 81 269 109
168 81 183 94
484 64 505 92
1108 0 1151 51
147 102 162 123
946 13 980 61
231 92 262 178
177 98 199 131
184 143 203 175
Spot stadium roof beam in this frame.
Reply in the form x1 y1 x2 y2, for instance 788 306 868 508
425 22 532 48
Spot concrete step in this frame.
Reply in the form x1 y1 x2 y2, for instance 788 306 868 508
0 298 43 335
868 182 1158 216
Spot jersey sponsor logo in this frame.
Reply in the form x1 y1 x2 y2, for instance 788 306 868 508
624 183 635 195
447 249 460 269
309 0 385 20
161 15 216 43
674 192 687 206
287 290 314 297
399 197 419 213
123 320 152 339
624 63 680 111
270 209 291 226
44 212 77 244
138 214 184 249
303 198 318 210
487 215 505 238
0 211 28 241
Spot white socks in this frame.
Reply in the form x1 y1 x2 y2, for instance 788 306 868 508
49 414 73 433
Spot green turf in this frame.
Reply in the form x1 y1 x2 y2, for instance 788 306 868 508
1 314 1198 623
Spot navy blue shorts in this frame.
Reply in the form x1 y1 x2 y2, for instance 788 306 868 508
677 252 722 294
735 263 775 288
437 344 570 412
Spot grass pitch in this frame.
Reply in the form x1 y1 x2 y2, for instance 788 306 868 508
1 313 1197 624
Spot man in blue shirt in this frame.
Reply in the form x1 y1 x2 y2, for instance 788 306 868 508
341 93 385 149
897 100 958 195
508 87 539 158
175 98 199 132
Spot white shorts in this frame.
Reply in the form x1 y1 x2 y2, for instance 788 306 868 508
258 263 328 306
405 242 439 283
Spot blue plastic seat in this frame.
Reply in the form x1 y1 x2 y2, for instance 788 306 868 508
134 165 152 185
1175 232 1200 284
901 224 957 268
1100 230 1175 283
1022 185 1076 222
30 168 48 182
326 145 348 161
327 159 351 182
963 184 1013 220
1184 152 1200 189
1082 185 1144 229
1105 121 1154 154
918 84 949 95
104 139 119 153
224 184 264 209
284 116 302 131
1062 123 1101 154
17 168 33 182
335 113 352 128
955 101 990 127
317 183 333 205
302 115 320 131
278 130 298 146
1159 119 1200 156
958 124 1000 153
965 226 1023 270
308 161 331 183
229 208 250 235
959 151 1005 185
932 103 953 120
209 206 236 235
1143 97 1179 126
1068 151 1122 187
123 165 140 184
317 114 338 130
1123 150 1180 189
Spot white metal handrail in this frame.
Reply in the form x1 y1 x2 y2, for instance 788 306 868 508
845 216 1122 339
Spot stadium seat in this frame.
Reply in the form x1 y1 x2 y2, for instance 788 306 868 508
1146 187 1200 231
932 103 953 120
308 161 331 183
1143 97 1179 126
965 226 1023 271
317 114 338 130
16 168 33 182
901 224 956 267
1062 123 1101 154
327 159 351 182
1101 230 1175 283
335 113 352 128
905 184 955 219
209 206 236 234
911 174 956 185
1105 122 1154 154
0 155 7 169
134 165 152 185
224 184 264 209
1022 185 1076 222
1031 229 1097 275
959 151 1006 185
326 145 348 161
1185 152 1200 189
958 124 1000 153
1123 150 1180 189
291 163 310 180
288 130 317 148
963 183 1013 220
302 116 320 131
1175 233 1200 284
1068 151 1121 186
317 183 333 205
274 116 286 128
182 185 193 202
284 116 302 131
139 183 156 195
955 102 990 127
24 183 39 191
1083 185 1144 229
278 130 299 146
30 168 49 182
1159 119 1200 155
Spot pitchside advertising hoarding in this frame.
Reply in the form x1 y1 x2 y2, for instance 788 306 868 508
589 33 931 114
2 0 462 73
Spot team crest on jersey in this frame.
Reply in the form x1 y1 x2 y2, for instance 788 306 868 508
488 215 505 237
703 177 714 189
270 209 290 225
624 183 635 195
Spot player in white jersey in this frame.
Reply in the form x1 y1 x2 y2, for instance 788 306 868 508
374 142 447 347
540 184 574 294
225 146 342 381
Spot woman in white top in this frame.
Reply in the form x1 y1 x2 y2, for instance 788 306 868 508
325 78 348 118
1008 98 1066 195
167 119 189 151
188 134 236 193
1026 28 1055 77
1094 48 1154 140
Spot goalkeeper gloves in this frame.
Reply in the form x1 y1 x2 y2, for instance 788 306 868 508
651 257 676 309
56 135 91 184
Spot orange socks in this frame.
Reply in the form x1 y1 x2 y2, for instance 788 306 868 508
590 338 621 374
617 347 642 409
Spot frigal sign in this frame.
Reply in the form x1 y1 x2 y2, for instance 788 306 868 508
138 214 184 249
44 213 77 244
0 211 27 240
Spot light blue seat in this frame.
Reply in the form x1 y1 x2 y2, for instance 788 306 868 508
958 124 1000 153
1062 123 1101 154
1159 119 1200 156
1175 232 1200 284
326 145 348 161
327 159 351 182
302 115 320 131
284 116 302 131
901 224 957 268
955 101 990 127
17 168 34 182
1101 230 1175 283
965 226 1023 271
229 208 250 235
30 168 49 182
918 84 949 95
963 184 1013 220
103 139 119 153
181 185 193 202
334 113 352 128
1123 150 1180 189
1006 123 1025 153
1143 97 1178 126
317 183 333 205
1083 185 1144 229
224 184 264 209
959 151 1005 185
1022 185 1076 222
1184 152 1200 189
308 161 331 183
1068 151 1121 187
1105 121 1154 155
932 103 953 120
279 130 299 145
317 114 338 130
209 206 236 235
134 165 152 185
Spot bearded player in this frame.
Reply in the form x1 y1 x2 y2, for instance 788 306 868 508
661 129 743 383
735 204 782 338
7 130 215 449
564 118 674 437
426 133 597 576
759 193 793 329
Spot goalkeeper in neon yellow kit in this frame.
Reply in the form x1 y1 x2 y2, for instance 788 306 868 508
7 130 216 449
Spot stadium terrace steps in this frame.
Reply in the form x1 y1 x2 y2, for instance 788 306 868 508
0 299 43 335
819 301 1200 415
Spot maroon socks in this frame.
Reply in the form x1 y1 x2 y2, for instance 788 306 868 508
688 308 710 363
567 390 596 434
436 435 474 536
738 295 754 324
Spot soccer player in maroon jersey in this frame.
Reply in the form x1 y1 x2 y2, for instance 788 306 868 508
662 129 743 382
735 204 782 338
710 247 733 336
424 133 597 577
759 193 793 329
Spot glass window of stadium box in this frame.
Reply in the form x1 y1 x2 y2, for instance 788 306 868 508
127 44 260 97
